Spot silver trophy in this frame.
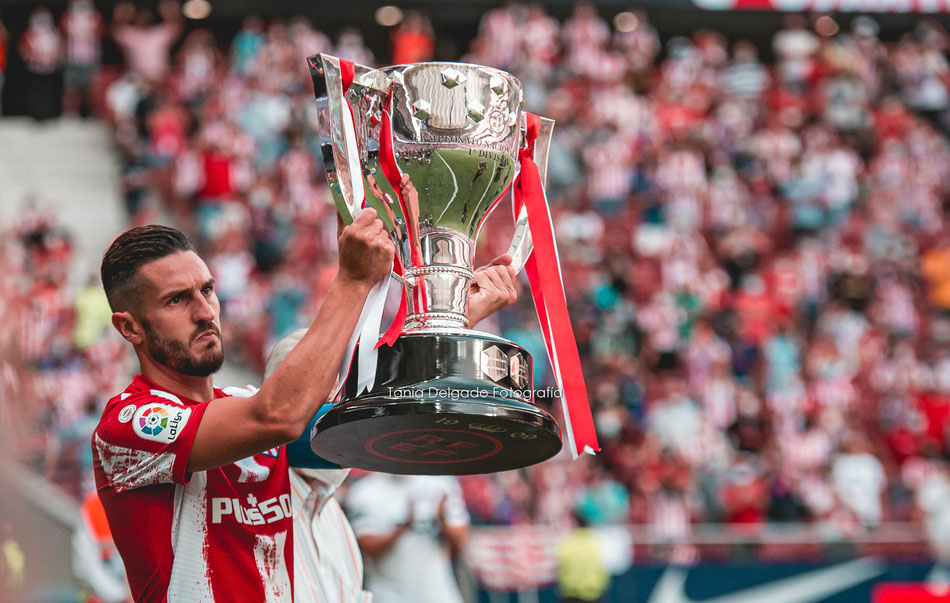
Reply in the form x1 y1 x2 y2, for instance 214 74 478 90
308 54 562 474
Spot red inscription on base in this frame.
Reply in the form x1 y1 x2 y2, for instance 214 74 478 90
365 428 503 464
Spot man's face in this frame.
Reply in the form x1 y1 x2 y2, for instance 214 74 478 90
136 251 224 377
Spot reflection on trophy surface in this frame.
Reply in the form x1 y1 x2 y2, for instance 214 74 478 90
308 54 564 475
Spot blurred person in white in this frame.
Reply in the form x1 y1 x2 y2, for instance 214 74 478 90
264 329 372 603
904 459 950 561
337 255 518 602
614 9 659 78
176 29 220 105
720 40 769 102
646 373 702 457
892 21 950 133
831 431 887 528
345 472 470 603
334 28 373 67
111 0 182 84
476 3 522 70
18 7 63 121
265 255 517 602
772 13 818 91
520 4 560 79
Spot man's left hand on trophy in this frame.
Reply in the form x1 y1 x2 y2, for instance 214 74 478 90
468 254 518 327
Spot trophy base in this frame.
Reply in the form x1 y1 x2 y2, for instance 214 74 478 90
310 332 563 475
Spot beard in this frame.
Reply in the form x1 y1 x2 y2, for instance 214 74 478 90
141 319 224 377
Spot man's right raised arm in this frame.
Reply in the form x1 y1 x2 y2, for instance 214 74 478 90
187 209 394 472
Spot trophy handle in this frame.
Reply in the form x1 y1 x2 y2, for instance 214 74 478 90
310 53 405 285
309 53 392 224
310 54 360 223
506 116 554 274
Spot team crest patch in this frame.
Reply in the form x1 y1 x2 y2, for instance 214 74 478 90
117 404 136 423
132 403 191 443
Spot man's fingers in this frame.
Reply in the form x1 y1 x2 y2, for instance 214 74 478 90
490 254 513 267
488 265 518 303
481 266 508 291
352 207 379 227
474 267 517 307
471 270 493 290
343 208 389 239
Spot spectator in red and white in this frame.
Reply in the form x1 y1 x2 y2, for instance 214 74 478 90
520 4 561 79
18 7 63 121
719 456 769 526
475 3 522 70
61 0 103 117
892 21 950 134
176 29 220 106
772 13 819 91
111 0 182 84
560 3 625 83
614 9 659 80
334 28 373 67
289 16 330 70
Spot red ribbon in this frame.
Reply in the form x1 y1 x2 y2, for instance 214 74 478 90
375 88 412 346
515 113 599 458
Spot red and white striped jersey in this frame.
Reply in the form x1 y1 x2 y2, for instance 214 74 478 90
92 375 294 602
289 470 370 603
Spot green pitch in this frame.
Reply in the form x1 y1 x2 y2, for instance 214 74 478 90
361 148 516 240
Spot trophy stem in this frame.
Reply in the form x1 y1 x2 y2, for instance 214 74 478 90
402 230 476 331
403 267 472 331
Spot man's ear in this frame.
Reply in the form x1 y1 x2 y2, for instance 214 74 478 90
112 311 143 345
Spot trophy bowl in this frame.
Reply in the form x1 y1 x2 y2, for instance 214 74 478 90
308 54 562 475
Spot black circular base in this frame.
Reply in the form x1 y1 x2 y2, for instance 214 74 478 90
311 394 562 475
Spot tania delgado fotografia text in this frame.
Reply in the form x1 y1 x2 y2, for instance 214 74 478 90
387 386 562 401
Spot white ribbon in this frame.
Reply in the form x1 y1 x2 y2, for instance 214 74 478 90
330 274 389 401
357 275 389 394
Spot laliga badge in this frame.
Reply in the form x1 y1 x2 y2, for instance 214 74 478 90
117 404 136 423
132 403 191 443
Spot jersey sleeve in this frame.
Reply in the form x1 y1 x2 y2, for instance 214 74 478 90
93 391 209 493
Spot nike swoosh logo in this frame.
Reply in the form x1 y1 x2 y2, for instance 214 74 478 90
646 557 886 603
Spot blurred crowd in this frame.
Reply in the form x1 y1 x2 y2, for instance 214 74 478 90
5 0 950 563
0 204 127 497
459 4 950 562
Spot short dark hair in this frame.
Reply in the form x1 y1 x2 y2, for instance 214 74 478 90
101 225 195 313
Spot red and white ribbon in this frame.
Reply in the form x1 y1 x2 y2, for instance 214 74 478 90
375 90 412 346
329 60 393 399
514 113 599 459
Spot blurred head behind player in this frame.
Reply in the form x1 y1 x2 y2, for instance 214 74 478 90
100 225 224 379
